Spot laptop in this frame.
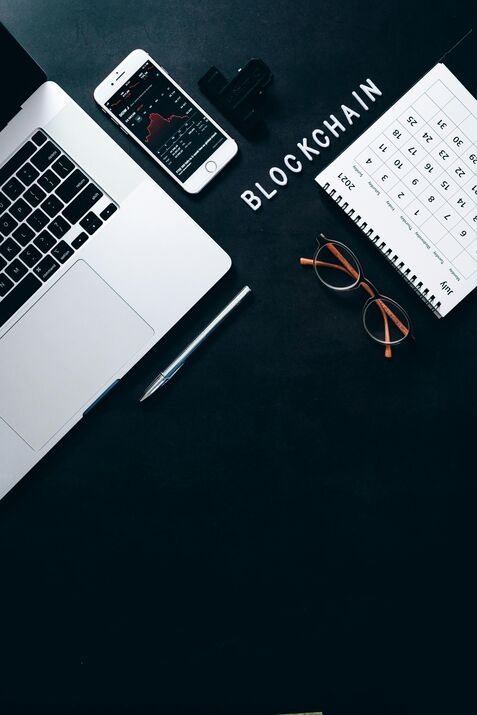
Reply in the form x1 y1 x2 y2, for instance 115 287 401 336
0 23 231 499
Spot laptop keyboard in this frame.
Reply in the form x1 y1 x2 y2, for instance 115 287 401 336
0 130 118 329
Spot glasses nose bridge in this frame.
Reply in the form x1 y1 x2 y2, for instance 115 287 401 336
362 277 379 300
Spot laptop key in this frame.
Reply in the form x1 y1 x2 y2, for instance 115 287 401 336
38 169 61 193
63 184 103 224
23 184 47 207
71 231 89 249
12 223 35 247
0 255 6 271
17 162 40 187
41 194 64 218
55 169 88 203
31 141 61 172
0 237 21 261
19 244 42 268
100 203 117 221
5 258 28 283
26 208 49 232
34 230 57 253
0 273 42 327
49 216 70 238
10 198 32 222
0 212 19 236
51 240 74 264
80 212 102 235
0 191 11 213
0 272 14 297
52 155 74 178
0 141 36 186
3 177 24 201
32 130 47 146
33 255 60 282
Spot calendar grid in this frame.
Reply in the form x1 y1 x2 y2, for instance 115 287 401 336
355 78 477 280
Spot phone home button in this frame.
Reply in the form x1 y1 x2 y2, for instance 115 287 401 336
205 160 217 173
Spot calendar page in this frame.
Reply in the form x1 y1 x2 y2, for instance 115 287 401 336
316 63 477 317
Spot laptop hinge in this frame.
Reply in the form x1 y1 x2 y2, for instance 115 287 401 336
0 22 47 132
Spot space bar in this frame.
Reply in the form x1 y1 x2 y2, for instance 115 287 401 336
0 273 42 328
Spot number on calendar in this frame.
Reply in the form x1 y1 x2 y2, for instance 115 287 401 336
348 71 477 284
338 173 355 189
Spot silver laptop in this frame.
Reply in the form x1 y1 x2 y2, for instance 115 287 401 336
0 24 231 499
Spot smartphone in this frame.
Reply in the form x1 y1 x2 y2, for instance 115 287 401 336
94 49 238 194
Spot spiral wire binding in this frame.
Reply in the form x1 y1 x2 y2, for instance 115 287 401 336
322 182 442 317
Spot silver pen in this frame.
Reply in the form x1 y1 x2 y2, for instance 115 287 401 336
139 286 252 402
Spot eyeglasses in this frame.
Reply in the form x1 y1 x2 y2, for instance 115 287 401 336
300 233 413 358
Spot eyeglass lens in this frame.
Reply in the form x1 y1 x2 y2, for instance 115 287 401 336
362 296 410 345
313 241 361 291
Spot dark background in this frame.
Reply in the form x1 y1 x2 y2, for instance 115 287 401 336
1 1 476 713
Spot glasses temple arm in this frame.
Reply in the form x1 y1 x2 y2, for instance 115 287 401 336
301 251 408 354
318 242 410 339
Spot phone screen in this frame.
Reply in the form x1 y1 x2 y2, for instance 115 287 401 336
105 60 227 183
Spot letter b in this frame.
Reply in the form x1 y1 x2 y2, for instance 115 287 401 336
241 190 262 211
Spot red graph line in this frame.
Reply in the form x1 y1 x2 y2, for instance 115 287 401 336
110 81 142 108
110 95 126 108
145 112 189 143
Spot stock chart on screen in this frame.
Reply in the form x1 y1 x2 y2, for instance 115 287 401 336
106 60 226 182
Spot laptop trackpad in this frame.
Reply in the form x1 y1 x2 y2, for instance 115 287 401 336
0 260 154 450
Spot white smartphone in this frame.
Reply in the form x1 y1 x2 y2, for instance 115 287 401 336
94 49 238 194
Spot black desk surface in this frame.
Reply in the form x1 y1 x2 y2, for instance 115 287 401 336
1 1 477 713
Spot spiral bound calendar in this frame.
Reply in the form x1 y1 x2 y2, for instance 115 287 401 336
316 63 477 317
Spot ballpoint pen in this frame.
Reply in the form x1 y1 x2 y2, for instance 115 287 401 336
139 285 252 402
